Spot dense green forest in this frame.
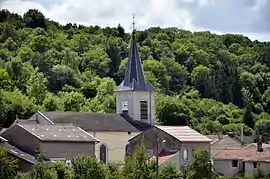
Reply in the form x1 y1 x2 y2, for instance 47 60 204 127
0 9 270 137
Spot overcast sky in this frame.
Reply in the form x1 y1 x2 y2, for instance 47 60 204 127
0 0 269 42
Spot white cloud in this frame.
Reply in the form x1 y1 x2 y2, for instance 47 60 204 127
0 0 269 41
0 0 48 15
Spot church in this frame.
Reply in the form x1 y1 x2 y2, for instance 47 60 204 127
0 24 211 171
24 28 158 163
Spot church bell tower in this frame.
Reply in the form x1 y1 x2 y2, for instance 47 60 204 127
115 16 157 124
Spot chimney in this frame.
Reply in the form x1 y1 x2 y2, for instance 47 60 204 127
257 135 263 152
15 115 19 123
240 124 244 147
36 115 40 124
218 131 223 140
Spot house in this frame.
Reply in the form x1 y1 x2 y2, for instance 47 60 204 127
1 123 99 163
207 134 244 157
0 136 37 172
127 125 211 171
213 142 270 177
21 111 152 163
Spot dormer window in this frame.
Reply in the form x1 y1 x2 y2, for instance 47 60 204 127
140 101 148 120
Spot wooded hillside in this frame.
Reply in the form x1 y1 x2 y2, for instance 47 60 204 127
0 9 270 137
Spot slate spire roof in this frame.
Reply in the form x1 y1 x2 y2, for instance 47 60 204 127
116 29 156 91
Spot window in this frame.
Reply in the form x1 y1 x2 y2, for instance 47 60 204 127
140 101 148 120
231 160 238 167
183 149 188 162
100 144 107 163
253 162 257 168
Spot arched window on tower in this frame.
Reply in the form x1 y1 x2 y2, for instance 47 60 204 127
100 144 108 164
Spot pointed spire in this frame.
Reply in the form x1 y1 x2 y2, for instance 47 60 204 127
116 16 156 92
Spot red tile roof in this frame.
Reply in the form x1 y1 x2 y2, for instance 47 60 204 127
150 151 178 166
214 148 270 162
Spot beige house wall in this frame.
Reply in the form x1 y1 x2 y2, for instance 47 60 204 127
40 142 95 159
89 131 140 163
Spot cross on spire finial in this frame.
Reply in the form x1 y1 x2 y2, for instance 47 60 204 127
132 14 136 31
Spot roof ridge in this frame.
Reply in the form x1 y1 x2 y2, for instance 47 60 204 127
77 127 99 143
43 111 122 116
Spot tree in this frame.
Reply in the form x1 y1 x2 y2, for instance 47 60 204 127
80 47 111 77
6 58 35 92
84 77 116 113
156 95 192 125
47 65 80 92
43 93 63 111
254 115 270 142
262 87 270 113
117 24 125 38
26 155 58 179
23 9 46 29
0 89 37 127
29 35 50 53
108 162 123 179
72 156 109 179
0 147 18 179
253 168 266 179
3 37 17 51
161 57 189 93
59 92 86 112
159 163 183 179
191 65 216 98
243 104 255 129
54 161 74 179
143 58 170 91
121 141 155 179
186 149 215 179
26 69 48 104
0 67 12 90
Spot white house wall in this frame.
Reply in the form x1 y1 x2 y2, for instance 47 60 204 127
245 161 270 177
214 159 240 177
